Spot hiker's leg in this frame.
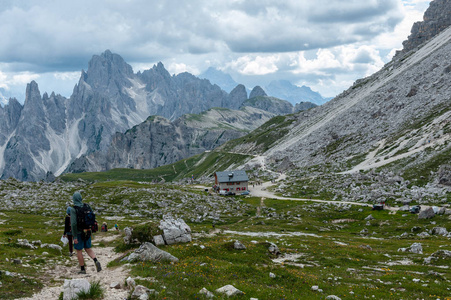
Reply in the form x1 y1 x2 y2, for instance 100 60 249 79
84 247 96 259
68 236 73 253
76 250 84 266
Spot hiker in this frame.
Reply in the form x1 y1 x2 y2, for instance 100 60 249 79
101 222 108 232
63 207 74 256
70 191 102 274
114 223 119 231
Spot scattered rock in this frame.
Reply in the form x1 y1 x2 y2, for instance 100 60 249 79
131 285 158 299
418 207 435 219
41 244 62 252
153 235 165 246
17 239 37 249
269 272 276 278
198 287 215 298
268 243 281 256
124 227 133 244
63 279 90 300
364 214 374 220
216 284 244 297
234 240 246 250
126 276 136 288
121 242 179 263
398 243 423 254
326 296 342 300
431 227 448 236
417 232 430 238
110 282 121 289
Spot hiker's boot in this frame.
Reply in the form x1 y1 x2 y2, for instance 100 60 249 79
95 261 102 272
78 269 86 274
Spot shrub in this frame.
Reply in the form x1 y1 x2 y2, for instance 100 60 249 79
131 222 163 243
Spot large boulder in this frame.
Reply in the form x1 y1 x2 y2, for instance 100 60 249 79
159 216 192 245
63 279 90 300
398 242 423 254
121 242 179 263
431 227 448 236
418 207 435 219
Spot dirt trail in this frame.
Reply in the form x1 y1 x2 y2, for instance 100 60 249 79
20 234 130 300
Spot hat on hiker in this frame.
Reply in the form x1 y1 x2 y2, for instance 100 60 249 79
72 192 83 207
66 207 71 215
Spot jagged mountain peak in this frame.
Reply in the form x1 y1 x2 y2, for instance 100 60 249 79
249 86 267 98
85 50 134 90
397 0 451 57
24 81 41 105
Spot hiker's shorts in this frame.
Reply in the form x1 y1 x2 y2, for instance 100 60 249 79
74 234 92 250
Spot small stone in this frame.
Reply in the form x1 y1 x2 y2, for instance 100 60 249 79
269 272 276 278
110 282 121 289
311 285 319 291
198 287 215 298
126 277 136 288
234 241 246 250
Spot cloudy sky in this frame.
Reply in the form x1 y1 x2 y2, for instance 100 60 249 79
0 0 431 103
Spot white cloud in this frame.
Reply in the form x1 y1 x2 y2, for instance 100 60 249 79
0 0 433 99
167 63 200 76
228 55 280 75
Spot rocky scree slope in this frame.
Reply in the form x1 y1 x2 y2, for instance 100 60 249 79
223 25 451 184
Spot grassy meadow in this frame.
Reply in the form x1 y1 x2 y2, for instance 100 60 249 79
0 179 449 299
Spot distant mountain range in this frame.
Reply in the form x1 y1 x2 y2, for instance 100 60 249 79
0 51 314 181
200 68 329 105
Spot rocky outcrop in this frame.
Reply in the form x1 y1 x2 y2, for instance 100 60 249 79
121 242 179 263
67 106 276 173
397 0 451 57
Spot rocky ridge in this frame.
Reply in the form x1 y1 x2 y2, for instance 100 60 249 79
68 106 276 173
397 0 451 57
0 51 303 181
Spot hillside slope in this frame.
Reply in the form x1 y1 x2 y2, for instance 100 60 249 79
218 26 451 184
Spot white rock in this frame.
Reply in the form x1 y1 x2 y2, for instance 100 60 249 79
215 285 244 296
199 287 215 298
311 285 319 291
63 279 90 300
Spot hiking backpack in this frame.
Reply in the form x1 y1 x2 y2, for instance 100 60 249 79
75 203 96 232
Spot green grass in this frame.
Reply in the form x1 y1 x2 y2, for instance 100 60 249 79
75 280 104 299
0 179 450 299
60 151 252 183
